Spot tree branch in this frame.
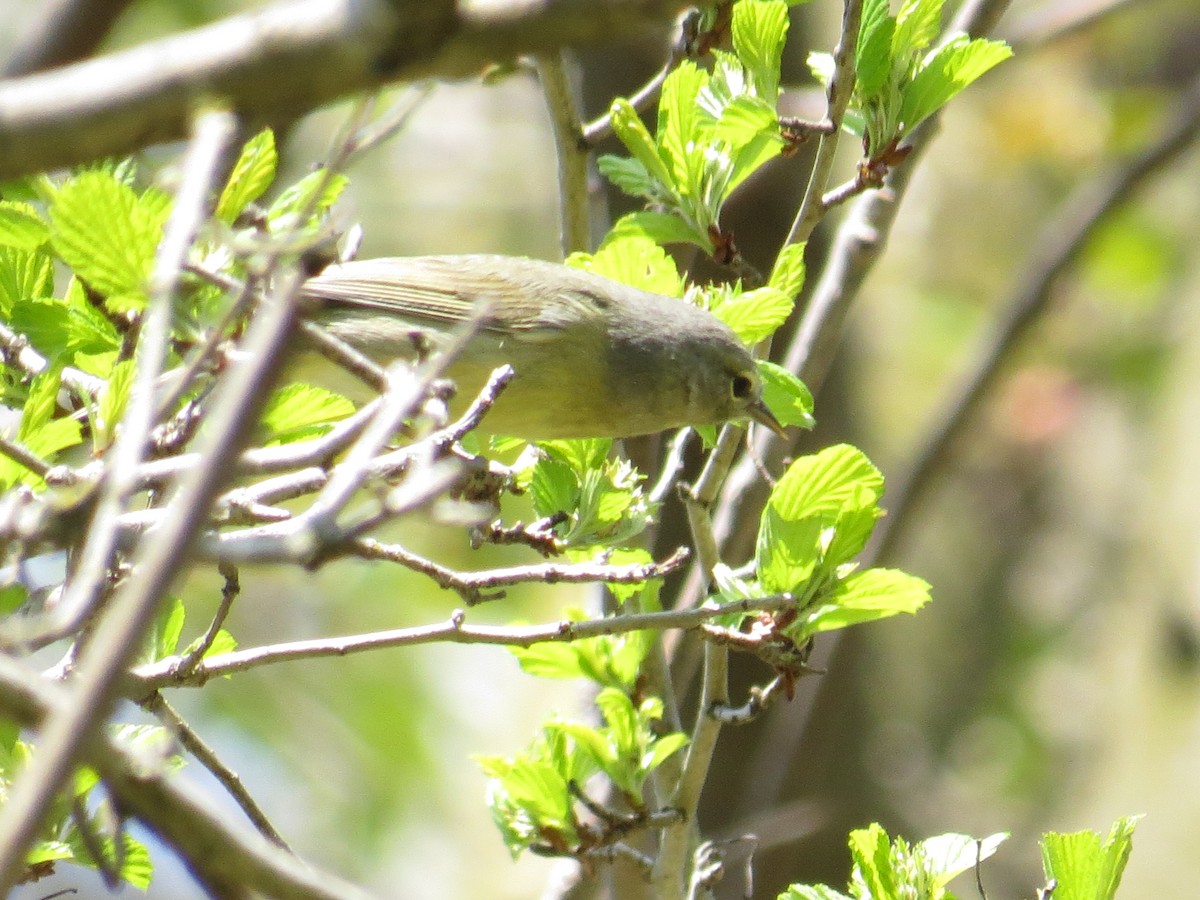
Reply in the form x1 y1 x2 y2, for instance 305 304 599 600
0 0 703 180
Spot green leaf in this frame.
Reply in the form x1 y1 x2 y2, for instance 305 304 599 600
148 596 186 662
768 444 884 522
597 155 661 202
797 567 931 638
608 99 675 190
537 438 612 474
779 886 855 900
529 458 578 518
268 170 349 227
216 128 277 224
605 211 710 250
659 61 709 192
11 297 119 363
807 51 835 88
95 358 135 452
731 0 790 98
50 171 168 306
757 361 815 430
710 285 793 344
0 246 53 316
892 0 944 57
0 201 49 250
769 242 807 299
713 97 781 150
859 0 893 50
856 15 896 97
14 372 84 479
568 236 684 297
1042 817 1142 900
849 823 897 900
820 493 882 569
19 369 61 439
757 509 823 594
900 36 1012 131
199 628 238 660
0 584 27 616
260 383 354 444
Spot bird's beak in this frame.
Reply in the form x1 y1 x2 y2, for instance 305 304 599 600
747 399 787 438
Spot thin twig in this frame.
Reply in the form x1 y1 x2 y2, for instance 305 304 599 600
142 692 291 850
0 436 51 479
784 0 863 247
352 540 688 605
177 562 240 672
129 593 797 692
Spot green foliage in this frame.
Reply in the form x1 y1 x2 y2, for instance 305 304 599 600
780 823 1007 899
49 170 172 312
709 445 930 644
809 0 1011 158
215 128 277 224
510 608 655 691
1041 817 1142 900
260 383 355 445
598 0 792 253
519 439 657 549
780 819 1141 900
567 233 685 297
477 688 687 858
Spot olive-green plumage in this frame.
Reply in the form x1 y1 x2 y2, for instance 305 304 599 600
302 255 783 440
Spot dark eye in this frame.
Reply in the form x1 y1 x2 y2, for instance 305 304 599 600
731 373 754 400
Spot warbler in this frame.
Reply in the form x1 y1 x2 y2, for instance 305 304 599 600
302 254 785 440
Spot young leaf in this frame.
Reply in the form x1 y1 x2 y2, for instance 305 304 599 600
710 285 794 344
900 36 1012 131
769 241 807 299
260 383 354 444
0 201 49 251
605 211 709 250
757 509 823 594
568 236 684 297
608 99 675 191
795 567 931 638
849 823 897 899
768 444 884 522
1041 816 1142 900
50 171 168 306
0 246 53 316
892 0 944 58
216 128 277 224
757 360 815 430
596 155 661 202
921 831 1008 887
95 358 135 452
731 0 790 99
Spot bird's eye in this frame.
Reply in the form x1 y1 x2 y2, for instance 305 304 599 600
731 373 754 400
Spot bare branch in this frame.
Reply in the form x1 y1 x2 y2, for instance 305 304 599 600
143 691 291 850
0 0 705 181
129 592 797 693
784 0 863 247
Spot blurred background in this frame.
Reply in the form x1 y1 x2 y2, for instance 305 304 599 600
6 0 1200 896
